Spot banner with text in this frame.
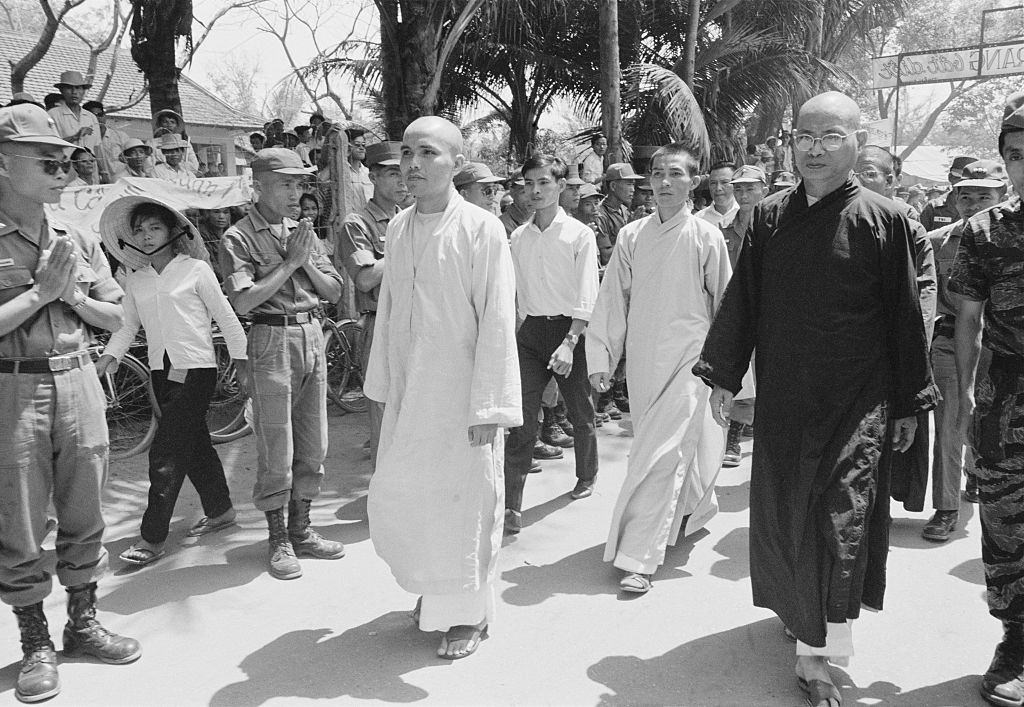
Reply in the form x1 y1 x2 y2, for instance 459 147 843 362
871 41 1024 89
45 175 252 245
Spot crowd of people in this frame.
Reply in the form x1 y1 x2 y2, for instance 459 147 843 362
0 72 1022 707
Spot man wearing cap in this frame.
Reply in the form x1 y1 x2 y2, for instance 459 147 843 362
718 164 767 468
923 161 1005 545
575 183 603 229
250 132 266 153
117 139 154 180
949 94 1024 707
771 170 797 194
588 142 728 595
153 108 200 175
454 162 504 214
338 141 407 467
695 92 936 702
0 104 139 702
921 155 977 231
594 162 643 266
629 177 655 220
219 148 345 580
48 71 100 158
153 134 193 181
363 116 520 660
499 171 534 239
579 134 608 184
696 160 740 229
82 101 127 183
558 163 586 216
854 144 938 520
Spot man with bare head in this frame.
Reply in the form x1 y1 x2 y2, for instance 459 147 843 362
364 115 521 660
695 91 936 706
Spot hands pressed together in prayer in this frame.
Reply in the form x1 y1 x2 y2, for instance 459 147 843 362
34 235 78 305
285 219 317 269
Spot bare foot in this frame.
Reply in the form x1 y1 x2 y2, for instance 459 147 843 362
437 621 487 660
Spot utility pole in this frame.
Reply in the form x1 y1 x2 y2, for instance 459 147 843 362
599 0 622 163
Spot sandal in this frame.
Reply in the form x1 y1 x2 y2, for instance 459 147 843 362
186 510 237 537
119 544 165 567
619 572 652 594
798 676 842 707
437 621 487 660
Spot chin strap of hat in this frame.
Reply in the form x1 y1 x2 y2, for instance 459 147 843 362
118 226 192 257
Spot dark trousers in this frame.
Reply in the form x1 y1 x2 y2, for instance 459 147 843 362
505 316 597 512
141 357 233 544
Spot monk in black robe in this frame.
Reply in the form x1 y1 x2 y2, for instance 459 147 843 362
693 92 938 707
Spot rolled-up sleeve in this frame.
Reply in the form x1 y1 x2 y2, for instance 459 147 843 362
339 218 378 279
572 226 599 321
219 227 255 304
948 220 989 302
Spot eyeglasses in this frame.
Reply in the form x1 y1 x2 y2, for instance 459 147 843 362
14 154 74 175
481 185 502 197
853 168 885 180
351 142 366 149
793 133 851 152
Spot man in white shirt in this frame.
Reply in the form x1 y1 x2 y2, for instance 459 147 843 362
579 134 607 184
67 147 99 187
83 101 127 183
504 154 601 534
153 134 193 181
696 161 739 228
47 71 101 157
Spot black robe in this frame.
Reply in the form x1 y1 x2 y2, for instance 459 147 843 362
693 180 938 647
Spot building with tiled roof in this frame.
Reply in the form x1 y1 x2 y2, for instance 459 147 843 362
0 29 263 174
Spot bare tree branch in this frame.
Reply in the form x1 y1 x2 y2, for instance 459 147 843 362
96 1 133 101
0 1 18 30
105 82 149 113
422 0 487 111
181 0 268 68
899 80 977 160
9 0 87 93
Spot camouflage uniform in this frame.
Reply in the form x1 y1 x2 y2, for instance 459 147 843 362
949 198 1024 621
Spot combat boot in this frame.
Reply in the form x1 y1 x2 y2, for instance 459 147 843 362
722 420 743 468
982 621 1024 707
541 406 574 448
12 603 59 703
62 583 141 665
552 401 574 437
288 499 346 560
266 507 302 579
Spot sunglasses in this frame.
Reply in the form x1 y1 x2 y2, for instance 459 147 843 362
15 154 74 175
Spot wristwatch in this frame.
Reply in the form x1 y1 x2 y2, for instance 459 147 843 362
563 332 580 347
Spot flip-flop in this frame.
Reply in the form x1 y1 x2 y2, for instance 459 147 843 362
620 573 652 593
186 513 237 537
437 622 487 660
798 676 841 707
119 544 165 567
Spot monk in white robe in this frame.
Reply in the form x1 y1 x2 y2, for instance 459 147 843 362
587 144 730 594
364 116 522 660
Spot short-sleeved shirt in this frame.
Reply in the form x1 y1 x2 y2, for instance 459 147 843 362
593 199 630 265
219 206 343 315
720 216 747 269
920 191 958 231
948 200 1024 358
500 204 532 240
0 209 123 358
47 104 101 154
338 199 396 313
928 220 964 319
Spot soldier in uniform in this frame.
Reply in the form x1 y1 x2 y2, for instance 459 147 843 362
920 155 977 231
950 93 1024 707
338 141 407 466
219 148 346 580
0 104 140 703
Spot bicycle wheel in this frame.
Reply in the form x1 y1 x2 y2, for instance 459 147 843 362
208 338 249 443
210 398 253 444
103 353 158 460
323 319 353 410
335 320 368 413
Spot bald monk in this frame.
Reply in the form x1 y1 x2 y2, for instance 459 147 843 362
363 116 522 660
694 92 937 706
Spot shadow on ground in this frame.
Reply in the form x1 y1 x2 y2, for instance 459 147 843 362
890 500 976 550
501 544 617 605
715 479 750 514
209 611 443 705
709 527 750 582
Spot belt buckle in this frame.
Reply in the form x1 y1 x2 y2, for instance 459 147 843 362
48 356 72 372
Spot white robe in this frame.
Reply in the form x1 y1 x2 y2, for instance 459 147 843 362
586 207 730 574
364 194 522 597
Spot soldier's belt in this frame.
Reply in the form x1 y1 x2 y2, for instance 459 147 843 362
0 350 91 374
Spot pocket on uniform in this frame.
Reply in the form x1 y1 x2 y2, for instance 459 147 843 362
250 250 284 278
248 325 277 362
0 266 34 301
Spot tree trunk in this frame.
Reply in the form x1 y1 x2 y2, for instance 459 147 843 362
9 0 85 94
129 0 189 123
682 0 700 89
598 0 622 163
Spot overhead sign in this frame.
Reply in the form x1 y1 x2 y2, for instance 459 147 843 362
871 40 1024 89
865 118 895 146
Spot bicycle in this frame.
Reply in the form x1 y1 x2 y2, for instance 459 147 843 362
93 348 160 461
322 317 368 413
207 333 252 444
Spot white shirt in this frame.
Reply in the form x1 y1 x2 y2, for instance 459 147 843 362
696 199 739 228
509 207 599 321
153 161 193 182
47 104 100 154
580 151 605 184
104 255 247 370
